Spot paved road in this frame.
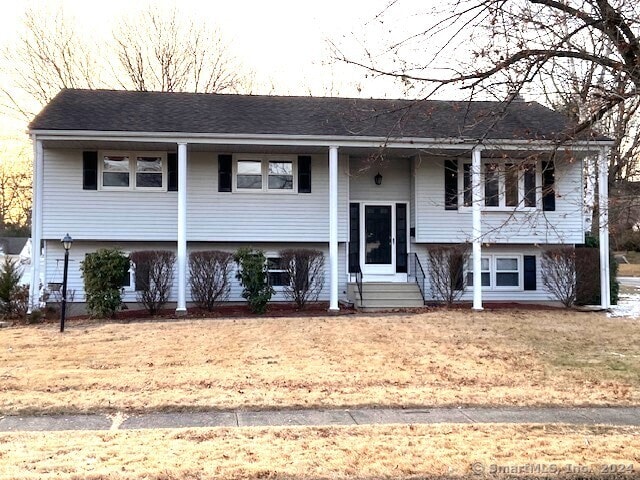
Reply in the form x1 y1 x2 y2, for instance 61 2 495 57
1 407 639 432
619 276 640 288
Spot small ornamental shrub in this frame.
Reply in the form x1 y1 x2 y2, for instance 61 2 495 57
425 244 470 304
279 248 325 309
542 246 576 307
130 250 176 315
81 248 130 318
234 247 273 314
189 250 232 310
0 257 23 317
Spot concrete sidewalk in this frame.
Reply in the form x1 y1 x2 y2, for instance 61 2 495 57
1 406 639 432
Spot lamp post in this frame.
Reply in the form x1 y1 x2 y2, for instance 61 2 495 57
60 233 73 333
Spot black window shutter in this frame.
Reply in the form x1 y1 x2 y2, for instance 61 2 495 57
167 153 178 191
298 156 312 193
452 262 464 291
218 154 232 192
542 161 555 211
444 159 458 210
524 255 537 291
82 151 98 190
396 203 407 273
134 261 150 292
348 203 360 273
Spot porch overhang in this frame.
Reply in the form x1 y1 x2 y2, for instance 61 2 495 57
30 129 614 154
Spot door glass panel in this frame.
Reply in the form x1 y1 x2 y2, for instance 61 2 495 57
365 205 392 265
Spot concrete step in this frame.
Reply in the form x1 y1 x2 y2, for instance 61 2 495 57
348 282 425 309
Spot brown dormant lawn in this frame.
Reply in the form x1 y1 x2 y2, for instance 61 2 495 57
2 424 639 479
1 309 638 414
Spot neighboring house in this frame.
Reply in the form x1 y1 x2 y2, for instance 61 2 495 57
27 89 613 311
0 237 29 284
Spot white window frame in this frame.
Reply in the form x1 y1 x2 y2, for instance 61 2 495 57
459 160 541 211
233 155 297 193
99 151 167 192
466 254 523 291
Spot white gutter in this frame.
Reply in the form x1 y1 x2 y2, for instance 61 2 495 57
28 129 614 151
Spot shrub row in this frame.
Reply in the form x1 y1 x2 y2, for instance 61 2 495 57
79 247 325 317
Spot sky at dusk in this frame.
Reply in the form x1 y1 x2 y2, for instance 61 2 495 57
0 0 452 150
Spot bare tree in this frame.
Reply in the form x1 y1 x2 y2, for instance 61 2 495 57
112 7 244 93
0 6 100 119
334 0 640 140
0 147 32 230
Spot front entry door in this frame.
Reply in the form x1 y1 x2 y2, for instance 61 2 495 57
362 204 395 275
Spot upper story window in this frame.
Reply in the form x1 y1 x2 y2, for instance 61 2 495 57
235 156 296 193
460 161 539 210
103 155 130 187
100 151 166 191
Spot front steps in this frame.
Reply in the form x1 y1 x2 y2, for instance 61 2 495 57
347 282 424 310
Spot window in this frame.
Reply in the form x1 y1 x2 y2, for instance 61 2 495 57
136 156 163 188
459 161 538 209
467 257 490 287
103 155 130 187
237 160 262 189
467 255 522 290
267 257 289 287
100 151 166 191
268 161 293 190
235 156 297 192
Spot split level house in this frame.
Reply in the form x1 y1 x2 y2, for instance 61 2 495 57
27 89 613 312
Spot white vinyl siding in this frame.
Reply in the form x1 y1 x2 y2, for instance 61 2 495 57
43 149 177 241
414 156 585 244
42 150 348 242
411 243 556 302
349 157 411 202
44 240 346 305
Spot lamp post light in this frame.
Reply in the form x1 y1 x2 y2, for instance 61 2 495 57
60 233 73 333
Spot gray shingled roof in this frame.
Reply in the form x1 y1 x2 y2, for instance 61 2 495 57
30 89 603 141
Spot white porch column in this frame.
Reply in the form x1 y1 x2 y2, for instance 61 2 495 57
597 147 611 309
584 155 596 234
176 142 188 314
28 137 43 313
329 145 339 311
471 147 483 311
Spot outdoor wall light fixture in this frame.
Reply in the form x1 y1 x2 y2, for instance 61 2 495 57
60 233 73 333
374 172 383 186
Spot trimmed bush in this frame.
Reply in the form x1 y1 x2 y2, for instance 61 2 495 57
279 249 325 309
189 250 232 310
234 247 273 314
425 244 470 304
130 250 175 315
541 246 576 307
81 248 130 318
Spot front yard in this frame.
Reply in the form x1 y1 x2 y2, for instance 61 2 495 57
1 309 638 414
2 424 639 479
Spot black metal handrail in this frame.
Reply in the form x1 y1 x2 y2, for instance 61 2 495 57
410 253 427 302
348 252 363 306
